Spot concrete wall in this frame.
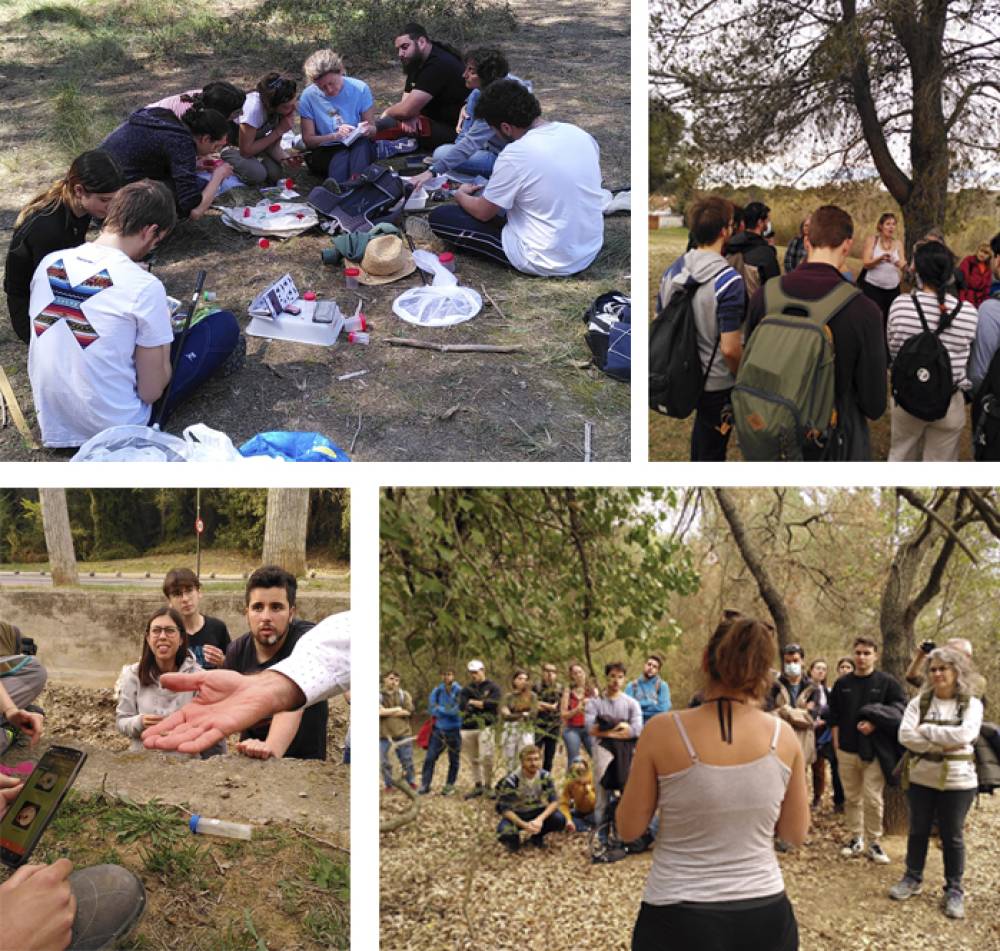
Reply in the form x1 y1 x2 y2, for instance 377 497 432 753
0 589 349 686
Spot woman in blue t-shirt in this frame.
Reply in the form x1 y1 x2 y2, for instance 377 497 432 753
299 49 377 184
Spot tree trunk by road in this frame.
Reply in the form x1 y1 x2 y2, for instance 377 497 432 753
262 489 310 576
713 488 794 648
39 489 78 586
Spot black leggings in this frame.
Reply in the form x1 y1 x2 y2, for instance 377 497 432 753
632 892 798 951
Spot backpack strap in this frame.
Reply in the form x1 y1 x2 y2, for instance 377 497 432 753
764 278 859 329
912 293 963 336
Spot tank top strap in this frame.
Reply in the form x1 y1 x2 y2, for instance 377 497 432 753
672 713 698 763
769 716 782 752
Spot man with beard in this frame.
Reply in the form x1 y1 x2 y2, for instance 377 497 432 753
223 565 328 760
376 22 466 150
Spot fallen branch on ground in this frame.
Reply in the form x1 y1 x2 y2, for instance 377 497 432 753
387 339 524 353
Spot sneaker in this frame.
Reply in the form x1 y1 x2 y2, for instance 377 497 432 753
408 781 419 791
501 838 520 853
463 785 484 800
383 785 395 794
69 864 146 951
529 835 547 849
866 842 891 864
440 784 456 796
889 876 922 900
417 786 431 796
943 889 965 919
841 837 865 858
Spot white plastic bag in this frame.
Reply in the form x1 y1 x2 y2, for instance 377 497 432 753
182 424 244 461
391 250 482 326
219 201 318 238
71 426 189 461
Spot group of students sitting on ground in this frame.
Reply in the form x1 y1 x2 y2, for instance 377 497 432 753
3 22 607 450
652 197 1000 462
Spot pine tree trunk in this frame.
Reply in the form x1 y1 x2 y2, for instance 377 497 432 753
39 489 78 586
262 489 310 575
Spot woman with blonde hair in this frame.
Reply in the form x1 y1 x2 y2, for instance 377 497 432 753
560 660 597 767
299 49 377 184
889 646 983 919
4 150 123 343
619 616 808 950
860 212 906 342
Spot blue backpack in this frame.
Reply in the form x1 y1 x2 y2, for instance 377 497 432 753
583 291 630 382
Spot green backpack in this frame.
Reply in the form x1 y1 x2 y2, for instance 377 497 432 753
732 279 859 460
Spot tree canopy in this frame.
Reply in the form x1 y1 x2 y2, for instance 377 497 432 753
651 0 1000 247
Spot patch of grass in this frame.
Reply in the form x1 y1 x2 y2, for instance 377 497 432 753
99 798 187 846
22 2 90 27
306 849 349 896
303 905 349 949
140 838 210 887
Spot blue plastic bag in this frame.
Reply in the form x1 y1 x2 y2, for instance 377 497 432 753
238 431 351 462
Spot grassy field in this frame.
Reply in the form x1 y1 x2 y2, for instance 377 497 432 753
0 0 631 462
647 228 976 462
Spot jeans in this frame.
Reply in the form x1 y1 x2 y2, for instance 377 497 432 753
430 143 497 178
379 736 414 788
562 725 594 767
905 783 976 893
428 204 511 268
691 387 732 461
151 309 241 427
306 138 375 186
421 727 461 788
496 806 566 849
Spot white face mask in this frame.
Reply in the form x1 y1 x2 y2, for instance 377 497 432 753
784 662 802 678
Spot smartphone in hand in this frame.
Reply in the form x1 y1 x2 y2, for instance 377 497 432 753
0 745 87 868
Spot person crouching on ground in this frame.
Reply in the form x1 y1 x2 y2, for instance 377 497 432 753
618 616 808 951
559 755 597 832
495 744 566 852
116 608 225 756
299 49 377 185
889 647 984 919
26 180 240 448
427 79 604 277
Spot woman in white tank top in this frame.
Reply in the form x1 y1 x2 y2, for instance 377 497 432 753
861 213 905 345
619 616 809 951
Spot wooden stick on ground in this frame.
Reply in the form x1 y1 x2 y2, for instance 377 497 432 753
387 338 524 353
480 283 507 319
584 421 593 462
0 366 39 449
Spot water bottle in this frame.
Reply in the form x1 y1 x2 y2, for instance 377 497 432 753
188 814 252 840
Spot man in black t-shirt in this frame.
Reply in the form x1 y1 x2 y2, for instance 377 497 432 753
163 567 230 669
827 636 906 864
222 565 328 761
376 22 466 150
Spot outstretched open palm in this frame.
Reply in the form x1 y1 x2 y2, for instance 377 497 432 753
141 670 274 754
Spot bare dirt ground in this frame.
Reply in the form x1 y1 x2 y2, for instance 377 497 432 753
380 752 1000 950
2 682 350 842
0 0 631 462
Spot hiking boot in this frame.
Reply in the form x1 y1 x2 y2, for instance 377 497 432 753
841 837 865 858
943 889 965 919
440 784 456 797
866 842 890 864
529 835 547 849
417 786 431 796
68 864 146 951
408 781 419 791
501 838 520 853
463 785 484 800
888 876 922 900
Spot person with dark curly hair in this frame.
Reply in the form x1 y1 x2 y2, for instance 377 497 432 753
221 71 300 185
427 80 604 276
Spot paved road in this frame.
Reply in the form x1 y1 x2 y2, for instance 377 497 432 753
0 572 347 587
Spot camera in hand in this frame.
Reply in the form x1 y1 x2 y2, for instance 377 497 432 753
920 639 936 654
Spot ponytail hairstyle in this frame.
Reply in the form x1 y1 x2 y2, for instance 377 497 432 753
15 149 124 228
256 71 297 114
913 240 957 315
703 615 776 701
181 106 230 141
190 80 246 118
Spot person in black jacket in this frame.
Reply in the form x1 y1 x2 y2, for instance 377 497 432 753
724 200 780 290
828 636 906 864
100 105 233 220
459 659 501 799
4 150 123 343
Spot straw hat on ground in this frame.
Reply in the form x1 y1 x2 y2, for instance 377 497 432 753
349 234 416 285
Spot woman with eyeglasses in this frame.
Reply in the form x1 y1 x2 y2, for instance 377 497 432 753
299 49 377 185
115 608 225 756
890 647 983 919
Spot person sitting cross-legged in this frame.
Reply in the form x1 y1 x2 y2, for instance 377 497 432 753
494 744 566 852
427 80 604 277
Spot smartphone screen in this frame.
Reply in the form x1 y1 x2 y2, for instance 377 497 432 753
0 745 86 867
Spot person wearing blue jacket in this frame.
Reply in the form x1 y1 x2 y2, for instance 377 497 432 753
625 655 672 724
419 668 463 795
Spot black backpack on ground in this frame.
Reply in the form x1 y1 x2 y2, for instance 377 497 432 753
583 291 631 382
890 293 960 421
972 305 1000 461
649 268 724 418
306 164 409 233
